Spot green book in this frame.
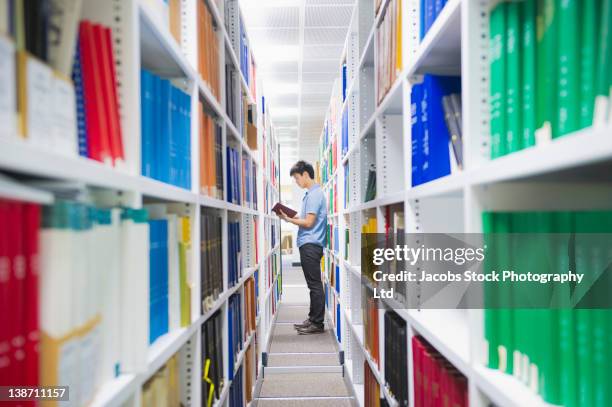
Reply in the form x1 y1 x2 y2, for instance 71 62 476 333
554 212 576 407
489 2 507 159
495 212 514 375
536 0 558 138
505 2 522 153
482 212 499 370
557 0 581 137
595 0 611 123
522 0 537 149
579 1 600 129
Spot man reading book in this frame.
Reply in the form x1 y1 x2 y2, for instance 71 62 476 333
277 160 327 335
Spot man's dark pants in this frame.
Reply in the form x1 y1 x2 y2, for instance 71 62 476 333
299 243 325 328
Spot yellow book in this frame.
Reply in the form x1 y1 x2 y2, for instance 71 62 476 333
179 216 192 327
395 0 402 73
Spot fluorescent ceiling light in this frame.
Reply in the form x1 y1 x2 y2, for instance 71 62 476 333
272 107 299 116
242 0 301 8
264 82 300 95
255 46 300 62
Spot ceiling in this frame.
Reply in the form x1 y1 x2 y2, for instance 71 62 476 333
241 0 354 176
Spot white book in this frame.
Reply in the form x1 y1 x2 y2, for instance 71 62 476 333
39 216 74 338
48 0 83 77
166 214 180 332
25 56 53 147
0 36 16 140
120 211 149 373
51 73 78 157
98 209 122 383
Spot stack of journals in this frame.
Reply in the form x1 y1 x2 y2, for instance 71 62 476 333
202 310 224 407
226 65 238 126
362 286 380 367
243 216 258 268
376 0 403 104
229 364 244 407
411 75 461 187
197 0 220 100
141 353 181 406
73 21 124 165
141 69 192 189
420 0 449 39
482 210 612 406
244 277 257 335
361 216 378 281
227 293 243 381
0 200 39 388
228 219 242 288
244 343 256 404
242 154 254 207
34 201 150 403
364 164 376 202
201 210 223 312
226 145 242 205
412 335 468 407
199 104 224 199
364 361 382 407
342 107 349 157
384 311 409 406
252 160 258 210
344 164 350 209
145 204 193 344
489 1 612 159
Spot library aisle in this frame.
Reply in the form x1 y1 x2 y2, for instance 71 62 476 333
252 266 354 406
1 0 612 406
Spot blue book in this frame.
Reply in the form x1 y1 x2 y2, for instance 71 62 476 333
336 303 341 341
411 83 423 186
228 297 234 380
420 75 461 184
226 146 232 203
140 70 154 177
72 39 89 158
184 91 192 190
335 264 340 294
434 0 447 17
159 79 172 184
342 63 347 101
169 86 179 187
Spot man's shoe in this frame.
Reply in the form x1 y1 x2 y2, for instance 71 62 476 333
293 319 311 330
296 324 325 335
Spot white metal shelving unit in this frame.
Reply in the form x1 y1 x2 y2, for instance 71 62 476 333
0 0 280 406
320 0 612 407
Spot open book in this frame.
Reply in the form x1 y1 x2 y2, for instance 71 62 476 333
271 203 297 218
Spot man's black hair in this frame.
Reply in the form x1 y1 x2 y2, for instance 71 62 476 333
289 160 315 179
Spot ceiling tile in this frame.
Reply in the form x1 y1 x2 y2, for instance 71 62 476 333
304 27 347 45
301 82 333 94
302 71 338 82
259 61 299 73
249 28 299 46
261 71 299 83
267 93 299 105
306 0 355 4
302 59 341 73
305 5 353 27
303 44 344 59
245 7 300 28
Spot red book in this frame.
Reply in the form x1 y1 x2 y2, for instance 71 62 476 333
93 25 116 163
271 202 297 218
439 364 450 407
80 21 111 163
0 201 10 385
22 204 40 388
105 26 124 161
411 336 421 407
422 346 433 407
7 202 24 385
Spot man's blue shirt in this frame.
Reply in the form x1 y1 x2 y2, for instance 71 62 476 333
296 184 327 248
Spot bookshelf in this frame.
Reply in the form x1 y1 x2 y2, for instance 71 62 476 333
0 0 280 406
321 0 612 407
